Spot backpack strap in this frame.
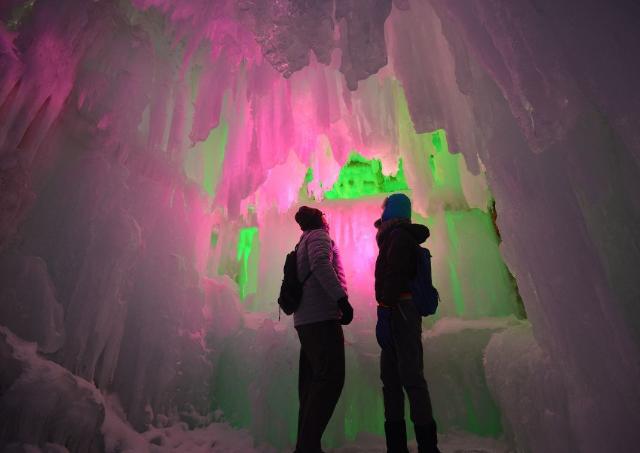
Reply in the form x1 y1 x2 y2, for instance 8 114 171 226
297 235 313 284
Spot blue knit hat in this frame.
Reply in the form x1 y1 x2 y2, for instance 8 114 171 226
381 193 412 222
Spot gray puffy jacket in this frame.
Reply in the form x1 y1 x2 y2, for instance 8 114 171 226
293 228 348 327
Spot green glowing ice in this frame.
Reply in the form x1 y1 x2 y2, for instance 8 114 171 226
442 209 523 318
204 120 228 196
463 387 503 437
236 226 258 299
445 213 466 315
298 167 315 201
184 118 228 196
389 79 466 208
6 0 35 31
212 349 253 428
323 152 408 200
429 129 463 194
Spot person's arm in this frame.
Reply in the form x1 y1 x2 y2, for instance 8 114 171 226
306 229 348 302
331 240 348 292
382 229 416 304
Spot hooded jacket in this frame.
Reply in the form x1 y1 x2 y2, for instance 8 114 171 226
374 218 430 305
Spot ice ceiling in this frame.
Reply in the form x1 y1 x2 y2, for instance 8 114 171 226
1 0 639 452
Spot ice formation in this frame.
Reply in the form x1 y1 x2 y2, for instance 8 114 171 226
1 0 639 452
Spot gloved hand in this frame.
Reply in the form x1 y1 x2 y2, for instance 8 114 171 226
376 306 393 349
337 296 354 325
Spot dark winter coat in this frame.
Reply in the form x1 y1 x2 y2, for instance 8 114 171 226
374 218 430 305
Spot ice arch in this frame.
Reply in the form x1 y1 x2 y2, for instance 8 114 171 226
0 0 639 452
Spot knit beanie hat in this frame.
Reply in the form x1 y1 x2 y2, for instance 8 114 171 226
381 193 412 222
295 206 325 231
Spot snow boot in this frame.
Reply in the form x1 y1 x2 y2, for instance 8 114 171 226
384 420 410 453
414 421 441 453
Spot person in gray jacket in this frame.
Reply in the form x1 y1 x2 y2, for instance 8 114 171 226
293 206 353 453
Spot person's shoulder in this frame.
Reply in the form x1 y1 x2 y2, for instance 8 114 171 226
307 228 331 242
389 225 413 242
388 225 424 251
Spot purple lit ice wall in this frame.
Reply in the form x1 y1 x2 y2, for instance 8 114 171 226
1 0 639 452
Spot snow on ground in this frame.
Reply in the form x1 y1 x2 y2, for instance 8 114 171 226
142 422 272 453
143 422 511 453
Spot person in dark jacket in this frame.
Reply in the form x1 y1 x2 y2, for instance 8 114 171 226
374 194 440 453
293 205 353 453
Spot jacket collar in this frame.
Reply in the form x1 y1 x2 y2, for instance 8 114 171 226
375 218 410 246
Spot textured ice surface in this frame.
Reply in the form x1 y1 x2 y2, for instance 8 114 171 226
335 0 393 90
1 0 639 451
140 426 510 453
209 314 519 450
387 1 640 450
143 422 272 453
0 328 105 451
242 0 335 78
333 431 510 453
484 324 575 453
11 150 216 427
128 0 393 90
0 253 64 353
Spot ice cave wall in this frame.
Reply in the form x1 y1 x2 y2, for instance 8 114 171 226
0 0 639 452
403 3 640 451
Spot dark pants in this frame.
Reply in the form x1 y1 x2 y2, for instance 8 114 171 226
380 300 436 427
295 320 345 453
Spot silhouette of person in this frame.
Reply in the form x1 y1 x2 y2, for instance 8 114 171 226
293 206 353 453
374 194 440 453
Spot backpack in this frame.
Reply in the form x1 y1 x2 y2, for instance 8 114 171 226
277 241 312 315
411 247 439 316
